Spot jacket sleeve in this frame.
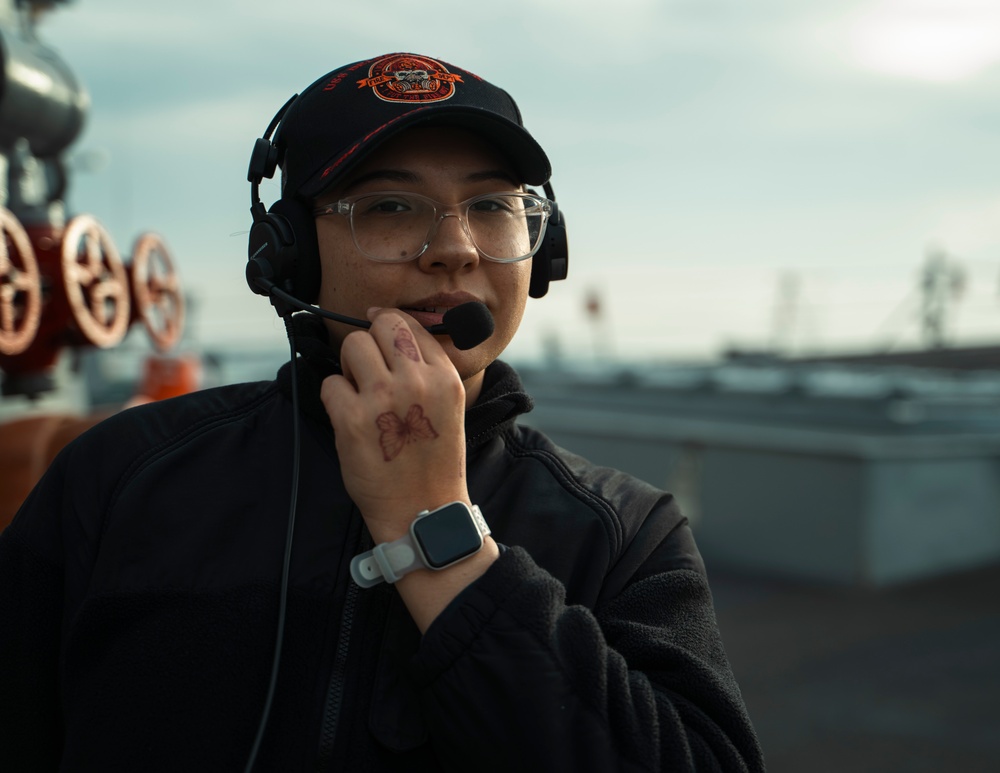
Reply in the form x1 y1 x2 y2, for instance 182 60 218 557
0 461 69 771
408 543 764 772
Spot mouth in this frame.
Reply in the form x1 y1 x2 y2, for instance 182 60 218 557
399 295 485 330
400 306 449 328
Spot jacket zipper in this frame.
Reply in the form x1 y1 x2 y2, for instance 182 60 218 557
315 528 369 770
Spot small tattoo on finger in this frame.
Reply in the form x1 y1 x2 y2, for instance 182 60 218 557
394 328 420 362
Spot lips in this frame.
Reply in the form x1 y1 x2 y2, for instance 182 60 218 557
401 307 446 327
399 294 483 330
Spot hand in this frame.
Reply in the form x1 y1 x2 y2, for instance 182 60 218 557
320 308 471 542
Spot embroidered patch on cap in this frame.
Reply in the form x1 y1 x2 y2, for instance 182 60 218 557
356 54 462 103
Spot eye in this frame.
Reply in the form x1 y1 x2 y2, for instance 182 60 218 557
357 194 416 216
469 195 521 214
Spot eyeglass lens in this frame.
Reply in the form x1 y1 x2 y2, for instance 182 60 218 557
348 193 546 262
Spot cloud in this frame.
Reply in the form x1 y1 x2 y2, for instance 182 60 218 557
842 0 1000 83
929 197 1000 256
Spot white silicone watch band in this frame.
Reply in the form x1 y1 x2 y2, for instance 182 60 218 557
351 532 422 588
350 504 488 588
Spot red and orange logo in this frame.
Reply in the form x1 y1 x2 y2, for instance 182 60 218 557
357 54 462 103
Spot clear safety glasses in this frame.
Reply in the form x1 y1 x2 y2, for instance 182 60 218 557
312 191 552 263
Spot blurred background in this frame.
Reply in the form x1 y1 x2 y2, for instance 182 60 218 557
36 0 1000 361
2 1 999 770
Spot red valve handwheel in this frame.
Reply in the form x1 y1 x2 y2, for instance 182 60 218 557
0 207 43 356
60 215 130 348
129 232 184 352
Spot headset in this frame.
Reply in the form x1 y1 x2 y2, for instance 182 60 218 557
245 94 569 314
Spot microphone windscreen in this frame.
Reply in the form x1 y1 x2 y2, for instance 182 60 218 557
443 302 495 350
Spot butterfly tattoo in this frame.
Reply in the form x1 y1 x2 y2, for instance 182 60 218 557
375 404 439 461
394 329 420 362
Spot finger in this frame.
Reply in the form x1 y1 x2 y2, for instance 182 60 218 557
319 373 357 423
319 373 373 438
366 310 427 369
368 307 451 368
338 328 392 391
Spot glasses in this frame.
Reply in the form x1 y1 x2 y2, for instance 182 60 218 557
312 191 552 263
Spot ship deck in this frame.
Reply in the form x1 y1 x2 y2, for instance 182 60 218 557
712 561 1000 772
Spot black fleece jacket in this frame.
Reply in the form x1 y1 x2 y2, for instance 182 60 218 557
0 322 764 772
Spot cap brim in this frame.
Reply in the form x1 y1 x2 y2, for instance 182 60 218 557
298 105 551 199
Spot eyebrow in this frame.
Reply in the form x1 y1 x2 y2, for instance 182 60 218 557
342 167 520 194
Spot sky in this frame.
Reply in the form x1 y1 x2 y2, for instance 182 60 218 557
29 0 1000 364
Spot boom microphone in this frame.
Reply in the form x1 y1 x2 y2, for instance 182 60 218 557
257 279 495 350
434 301 495 350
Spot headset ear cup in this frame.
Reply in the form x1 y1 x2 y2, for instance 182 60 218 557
245 198 321 302
529 201 569 299
247 207 295 296
272 198 321 303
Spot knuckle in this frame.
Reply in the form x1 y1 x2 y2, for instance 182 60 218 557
371 311 404 332
339 330 367 357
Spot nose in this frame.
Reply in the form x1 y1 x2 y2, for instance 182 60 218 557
417 211 481 273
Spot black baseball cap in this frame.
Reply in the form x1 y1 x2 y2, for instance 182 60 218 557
275 53 552 199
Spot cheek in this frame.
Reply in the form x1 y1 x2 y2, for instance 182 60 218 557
506 261 532 316
316 235 383 346
502 280 529 332
490 262 530 340
318 246 371 307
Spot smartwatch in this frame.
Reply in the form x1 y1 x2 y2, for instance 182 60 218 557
350 501 490 588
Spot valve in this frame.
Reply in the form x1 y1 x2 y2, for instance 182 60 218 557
129 232 184 352
0 206 42 356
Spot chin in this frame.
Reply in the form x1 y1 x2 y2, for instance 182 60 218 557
444 339 502 383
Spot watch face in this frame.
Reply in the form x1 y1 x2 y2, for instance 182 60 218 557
413 503 482 569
